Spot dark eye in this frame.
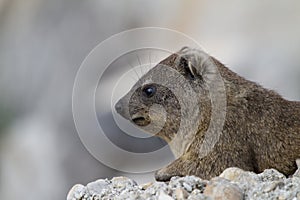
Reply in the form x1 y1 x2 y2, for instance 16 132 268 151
142 85 156 98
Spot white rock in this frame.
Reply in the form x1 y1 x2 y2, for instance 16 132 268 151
66 184 86 200
158 190 174 200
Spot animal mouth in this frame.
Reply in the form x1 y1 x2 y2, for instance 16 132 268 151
132 116 146 124
131 114 150 126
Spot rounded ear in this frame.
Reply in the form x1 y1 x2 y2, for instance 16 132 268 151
176 47 218 84
178 56 197 80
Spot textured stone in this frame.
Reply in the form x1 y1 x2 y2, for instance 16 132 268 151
203 177 243 200
219 167 246 181
66 184 85 200
158 190 174 200
293 159 300 178
67 166 300 200
175 188 188 200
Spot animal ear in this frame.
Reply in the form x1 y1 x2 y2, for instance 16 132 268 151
176 47 218 84
178 56 197 80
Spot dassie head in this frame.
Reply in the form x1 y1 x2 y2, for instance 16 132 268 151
115 47 220 143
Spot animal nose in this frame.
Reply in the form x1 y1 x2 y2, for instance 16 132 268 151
115 100 122 113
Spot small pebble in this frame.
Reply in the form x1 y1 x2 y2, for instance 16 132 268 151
220 167 245 181
158 190 174 200
262 181 282 193
203 177 243 200
67 184 85 200
175 188 188 200
139 182 153 190
183 182 193 192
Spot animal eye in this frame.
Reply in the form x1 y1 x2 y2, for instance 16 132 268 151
142 85 156 98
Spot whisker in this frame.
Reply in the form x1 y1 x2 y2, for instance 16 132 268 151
136 54 143 78
126 59 139 81
129 75 138 82
148 50 152 71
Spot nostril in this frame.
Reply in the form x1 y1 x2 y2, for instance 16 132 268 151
115 101 122 113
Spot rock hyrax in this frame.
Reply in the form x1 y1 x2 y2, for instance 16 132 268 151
115 47 300 181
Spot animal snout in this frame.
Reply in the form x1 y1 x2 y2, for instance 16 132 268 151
115 100 123 114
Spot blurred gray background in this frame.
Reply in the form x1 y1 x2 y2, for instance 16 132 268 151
0 1 299 199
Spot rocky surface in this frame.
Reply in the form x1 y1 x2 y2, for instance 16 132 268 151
67 166 300 200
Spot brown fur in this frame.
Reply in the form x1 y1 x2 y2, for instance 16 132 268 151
115 47 300 181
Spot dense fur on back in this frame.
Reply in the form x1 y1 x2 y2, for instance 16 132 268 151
115 47 300 181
